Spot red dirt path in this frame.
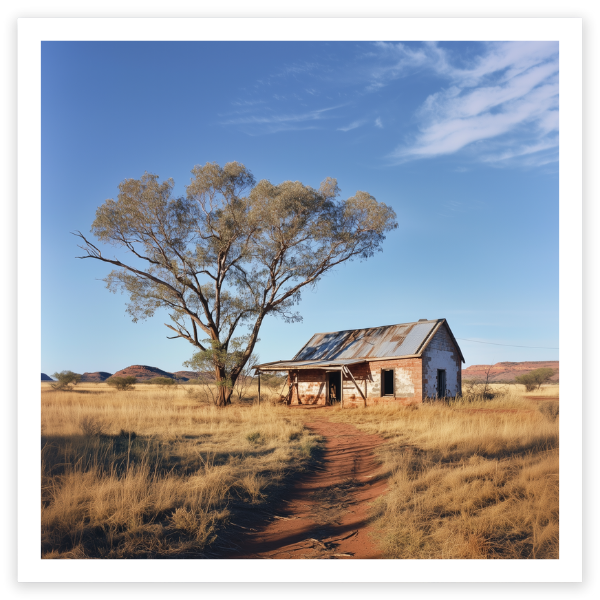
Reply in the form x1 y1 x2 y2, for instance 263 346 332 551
226 413 387 559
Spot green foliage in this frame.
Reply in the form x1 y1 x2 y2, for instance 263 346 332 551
183 337 258 406
106 376 137 391
77 161 398 406
51 370 82 391
514 368 555 392
183 338 246 390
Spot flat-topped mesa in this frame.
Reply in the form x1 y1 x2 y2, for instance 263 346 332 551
462 361 559 383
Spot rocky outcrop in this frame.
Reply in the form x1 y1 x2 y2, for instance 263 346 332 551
80 372 113 383
462 361 559 383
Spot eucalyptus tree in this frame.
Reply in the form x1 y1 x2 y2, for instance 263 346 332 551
75 161 397 406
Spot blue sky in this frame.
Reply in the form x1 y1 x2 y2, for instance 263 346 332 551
41 41 559 374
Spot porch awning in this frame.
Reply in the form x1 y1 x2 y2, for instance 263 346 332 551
254 358 365 372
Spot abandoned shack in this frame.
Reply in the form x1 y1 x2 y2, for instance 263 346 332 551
255 319 465 407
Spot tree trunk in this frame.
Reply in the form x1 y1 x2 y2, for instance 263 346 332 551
214 366 235 407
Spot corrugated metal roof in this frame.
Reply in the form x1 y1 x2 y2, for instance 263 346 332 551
293 320 441 361
254 318 464 371
255 358 365 371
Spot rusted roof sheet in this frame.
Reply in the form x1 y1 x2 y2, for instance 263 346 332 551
255 358 365 371
293 319 441 361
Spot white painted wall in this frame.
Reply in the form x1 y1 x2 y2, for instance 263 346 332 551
423 348 460 397
394 368 415 396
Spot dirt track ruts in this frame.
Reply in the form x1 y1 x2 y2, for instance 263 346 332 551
226 411 387 559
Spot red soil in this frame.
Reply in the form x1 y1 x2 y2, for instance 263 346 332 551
226 413 387 559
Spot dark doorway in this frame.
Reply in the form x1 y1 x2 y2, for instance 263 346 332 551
437 369 447 398
328 371 341 405
382 369 394 396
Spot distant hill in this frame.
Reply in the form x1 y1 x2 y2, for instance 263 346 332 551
81 372 113 383
462 361 559 383
41 373 54 381
67 366 220 383
172 370 214 382
111 365 177 381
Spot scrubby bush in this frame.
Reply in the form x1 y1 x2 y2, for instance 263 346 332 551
106 376 137 391
460 379 506 402
51 370 82 391
79 416 106 437
246 431 263 444
538 401 559 422
515 368 555 391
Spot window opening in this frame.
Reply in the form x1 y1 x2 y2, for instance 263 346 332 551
382 369 394 396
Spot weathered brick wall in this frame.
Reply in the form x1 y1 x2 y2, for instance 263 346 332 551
286 347 461 407
344 358 423 408
290 369 328 405
422 325 462 398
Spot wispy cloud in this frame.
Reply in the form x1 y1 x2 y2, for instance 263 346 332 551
231 99 265 107
338 119 365 132
220 105 343 134
376 42 559 166
375 117 383 129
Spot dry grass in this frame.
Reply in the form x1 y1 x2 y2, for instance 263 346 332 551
489 382 559 398
327 387 559 559
41 382 317 559
41 380 559 560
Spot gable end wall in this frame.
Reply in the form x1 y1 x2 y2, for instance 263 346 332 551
422 325 462 397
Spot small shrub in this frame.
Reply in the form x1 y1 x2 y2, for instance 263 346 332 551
148 377 177 388
79 416 106 437
515 368 555 391
107 376 137 391
169 507 218 546
238 474 267 503
246 431 262 444
51 370 82 391
538 401 559 422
